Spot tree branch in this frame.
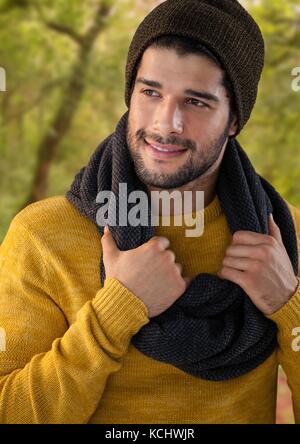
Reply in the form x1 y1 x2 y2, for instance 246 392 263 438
44 21 84 45
84 1 113 44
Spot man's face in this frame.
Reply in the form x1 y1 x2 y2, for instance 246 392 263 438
127 46 237 190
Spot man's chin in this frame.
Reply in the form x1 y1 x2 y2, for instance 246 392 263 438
137 172 194 190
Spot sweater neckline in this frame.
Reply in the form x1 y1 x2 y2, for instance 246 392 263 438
157 194 222 227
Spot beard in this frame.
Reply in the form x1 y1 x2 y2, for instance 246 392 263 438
126 117 231 190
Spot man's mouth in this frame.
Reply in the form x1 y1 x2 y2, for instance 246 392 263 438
144 139 188 158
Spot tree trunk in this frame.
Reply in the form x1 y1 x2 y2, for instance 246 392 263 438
23 2 112 207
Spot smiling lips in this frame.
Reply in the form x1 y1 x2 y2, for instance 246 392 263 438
144 139 187 158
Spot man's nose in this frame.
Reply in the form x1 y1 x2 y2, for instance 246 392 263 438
152 99 184 136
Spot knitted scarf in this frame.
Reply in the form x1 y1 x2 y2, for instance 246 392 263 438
66 111 298 381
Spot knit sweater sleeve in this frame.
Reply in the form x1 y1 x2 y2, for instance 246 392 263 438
0 215 149 424
266 202 300 424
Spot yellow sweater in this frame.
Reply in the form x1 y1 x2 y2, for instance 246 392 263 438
0 194 300 424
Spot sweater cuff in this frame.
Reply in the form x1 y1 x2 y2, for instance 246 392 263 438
92 277 149 346
266 277 300 329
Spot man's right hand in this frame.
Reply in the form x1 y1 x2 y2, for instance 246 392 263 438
101 226 192 318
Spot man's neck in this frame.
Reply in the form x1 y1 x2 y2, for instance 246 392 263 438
147 170 218 217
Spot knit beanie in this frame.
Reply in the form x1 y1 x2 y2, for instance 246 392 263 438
124 0 265 135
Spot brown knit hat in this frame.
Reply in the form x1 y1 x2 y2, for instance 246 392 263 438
124 0 265 135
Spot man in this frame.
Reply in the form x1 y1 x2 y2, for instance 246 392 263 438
0 0 299 424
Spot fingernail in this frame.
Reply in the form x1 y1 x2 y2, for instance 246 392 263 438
104 225 109 234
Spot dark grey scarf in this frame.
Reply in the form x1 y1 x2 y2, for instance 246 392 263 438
66 111 298 381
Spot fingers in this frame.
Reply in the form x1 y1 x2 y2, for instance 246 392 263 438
217 266 245 288
101 225 119 258
268 213 283 244
165 250 176 262
232 230 276 246
175 262 183 274
225 244 262 259
175 264 193 289
149 236 170 250
222 255 256 272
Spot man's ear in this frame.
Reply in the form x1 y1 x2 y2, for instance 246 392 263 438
228 114 238 137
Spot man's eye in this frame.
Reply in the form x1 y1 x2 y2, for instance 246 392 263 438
141 91 209 108
187 98 208 108
142 89 160 97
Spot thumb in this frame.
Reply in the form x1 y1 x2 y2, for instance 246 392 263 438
101 226 119 258
269 214 282 244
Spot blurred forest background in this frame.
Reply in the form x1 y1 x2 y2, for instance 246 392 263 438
0 0 299 239
0 0 299 424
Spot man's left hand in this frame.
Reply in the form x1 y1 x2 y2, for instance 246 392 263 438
217 214 299 315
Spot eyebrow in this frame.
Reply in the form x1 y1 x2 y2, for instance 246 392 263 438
136 77 220 103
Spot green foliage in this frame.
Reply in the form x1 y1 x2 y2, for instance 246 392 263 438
239 0 300 208
0 0 299 241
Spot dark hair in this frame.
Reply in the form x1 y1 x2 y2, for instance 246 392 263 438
130 34 237 128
